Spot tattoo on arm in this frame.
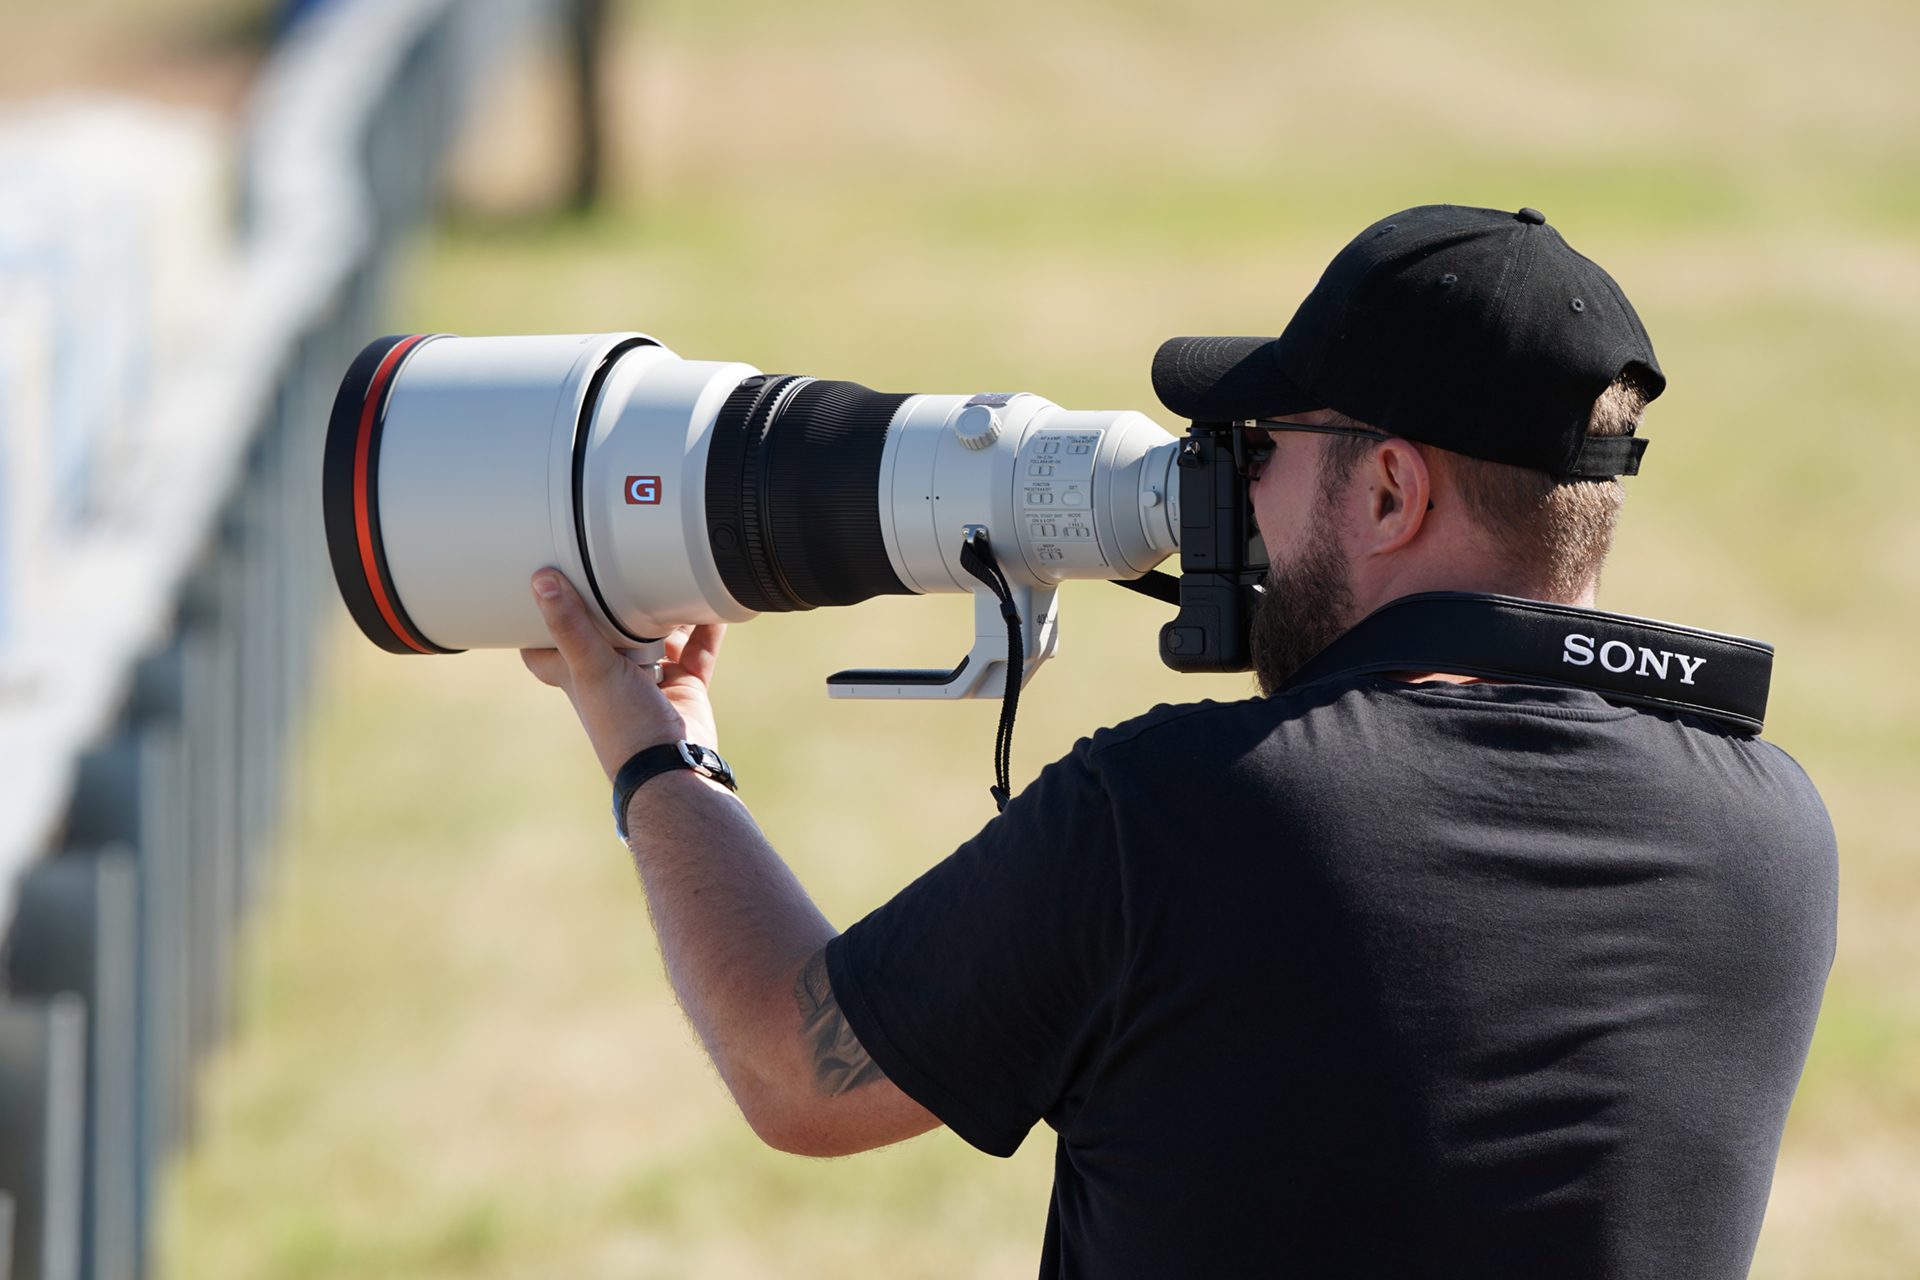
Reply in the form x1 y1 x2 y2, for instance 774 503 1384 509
794 948 885 1097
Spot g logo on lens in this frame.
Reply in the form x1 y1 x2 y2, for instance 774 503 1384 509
626 475 661 505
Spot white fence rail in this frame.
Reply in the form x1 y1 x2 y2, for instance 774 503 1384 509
0 2 557 1275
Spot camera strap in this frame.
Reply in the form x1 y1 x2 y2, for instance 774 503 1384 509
1281 592 1774 733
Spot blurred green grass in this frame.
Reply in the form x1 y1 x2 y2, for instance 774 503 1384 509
162 0 1920 1275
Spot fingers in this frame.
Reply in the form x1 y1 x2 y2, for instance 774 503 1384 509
531 571 621 685
524 577 720 697
676 623 727 686
654 624 721 685
659 624 694 667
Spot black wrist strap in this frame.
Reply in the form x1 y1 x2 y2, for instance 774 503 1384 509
1281 592 1773 733
612 741 737 840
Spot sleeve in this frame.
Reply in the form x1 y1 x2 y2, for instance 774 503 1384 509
823 737 1127 1157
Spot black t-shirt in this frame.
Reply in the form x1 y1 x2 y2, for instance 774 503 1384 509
825 676 1837 1279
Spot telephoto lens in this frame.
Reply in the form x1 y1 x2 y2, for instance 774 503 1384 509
322 333 1183 662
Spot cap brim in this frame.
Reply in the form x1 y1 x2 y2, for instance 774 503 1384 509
1151 335 1322 422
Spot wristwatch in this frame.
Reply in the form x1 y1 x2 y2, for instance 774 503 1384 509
612 741 738 840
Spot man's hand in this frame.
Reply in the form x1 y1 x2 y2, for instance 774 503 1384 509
519 569 725 779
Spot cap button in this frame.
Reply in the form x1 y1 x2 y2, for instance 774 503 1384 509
1515 207 1546 225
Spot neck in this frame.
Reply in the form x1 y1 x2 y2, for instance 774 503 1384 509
1356 563 1597 616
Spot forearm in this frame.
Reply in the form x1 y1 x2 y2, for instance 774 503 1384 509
621 768 835 1124
523 572 935 1153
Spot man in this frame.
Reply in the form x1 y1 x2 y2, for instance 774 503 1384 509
521 205 1836 1277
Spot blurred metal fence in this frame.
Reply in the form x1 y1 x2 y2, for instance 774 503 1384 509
0 1 558 1276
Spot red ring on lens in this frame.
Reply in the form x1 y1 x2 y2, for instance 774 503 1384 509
353 334 433 654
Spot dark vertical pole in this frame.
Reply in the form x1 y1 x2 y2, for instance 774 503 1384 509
180 568 241 1057
131 648 196 1160
0 995 86 1280
7 856 140 1280
566 0 611 212
67 734 185 1280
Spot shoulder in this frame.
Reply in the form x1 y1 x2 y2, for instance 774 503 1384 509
1078 684 1358 776
1733 734 1836 836
1084 697 1262 762
1005 701 1265 816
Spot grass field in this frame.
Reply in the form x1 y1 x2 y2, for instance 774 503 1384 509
159 0 1920 1275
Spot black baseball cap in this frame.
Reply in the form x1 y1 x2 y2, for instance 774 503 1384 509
1152 204 1665 479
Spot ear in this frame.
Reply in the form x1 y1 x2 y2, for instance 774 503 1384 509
1361 439 1432 556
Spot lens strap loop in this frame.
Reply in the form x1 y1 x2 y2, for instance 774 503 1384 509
959 529 1022 812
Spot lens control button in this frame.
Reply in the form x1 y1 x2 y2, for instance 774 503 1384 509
953 403 1003 451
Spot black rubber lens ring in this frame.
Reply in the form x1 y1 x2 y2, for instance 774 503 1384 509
743 376 813 611
705 374 912 613
707 375 808 613
761 380 912 608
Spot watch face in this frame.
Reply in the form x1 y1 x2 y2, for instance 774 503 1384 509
675 741 735 787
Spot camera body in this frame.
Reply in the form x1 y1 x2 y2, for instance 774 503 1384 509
1158 429 1267 674
323 332 1265 696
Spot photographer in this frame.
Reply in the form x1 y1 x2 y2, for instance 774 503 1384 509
521 205 1836 1277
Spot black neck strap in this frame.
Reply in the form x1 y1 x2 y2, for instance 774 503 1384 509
1282 593 1773 733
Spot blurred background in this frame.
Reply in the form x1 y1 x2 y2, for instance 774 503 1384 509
0 0 1913 1276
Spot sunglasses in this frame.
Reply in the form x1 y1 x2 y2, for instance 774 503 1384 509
1232 421 1390 482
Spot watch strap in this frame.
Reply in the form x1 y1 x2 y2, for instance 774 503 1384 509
612 741 737 839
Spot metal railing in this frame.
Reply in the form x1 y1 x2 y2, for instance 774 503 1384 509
0 2 554 1275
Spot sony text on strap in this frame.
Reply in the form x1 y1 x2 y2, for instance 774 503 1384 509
1282 593 1773 733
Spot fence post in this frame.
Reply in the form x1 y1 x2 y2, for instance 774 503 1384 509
178 566 241 1058
0 993 86 1280
6 855 140 1280
66 736 186 1278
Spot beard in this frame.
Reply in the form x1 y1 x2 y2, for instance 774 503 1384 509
1249 517 1357 697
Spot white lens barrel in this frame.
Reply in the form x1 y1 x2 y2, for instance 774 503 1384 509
325 333 1183 659
577 354 765 638
876 393 1180 595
